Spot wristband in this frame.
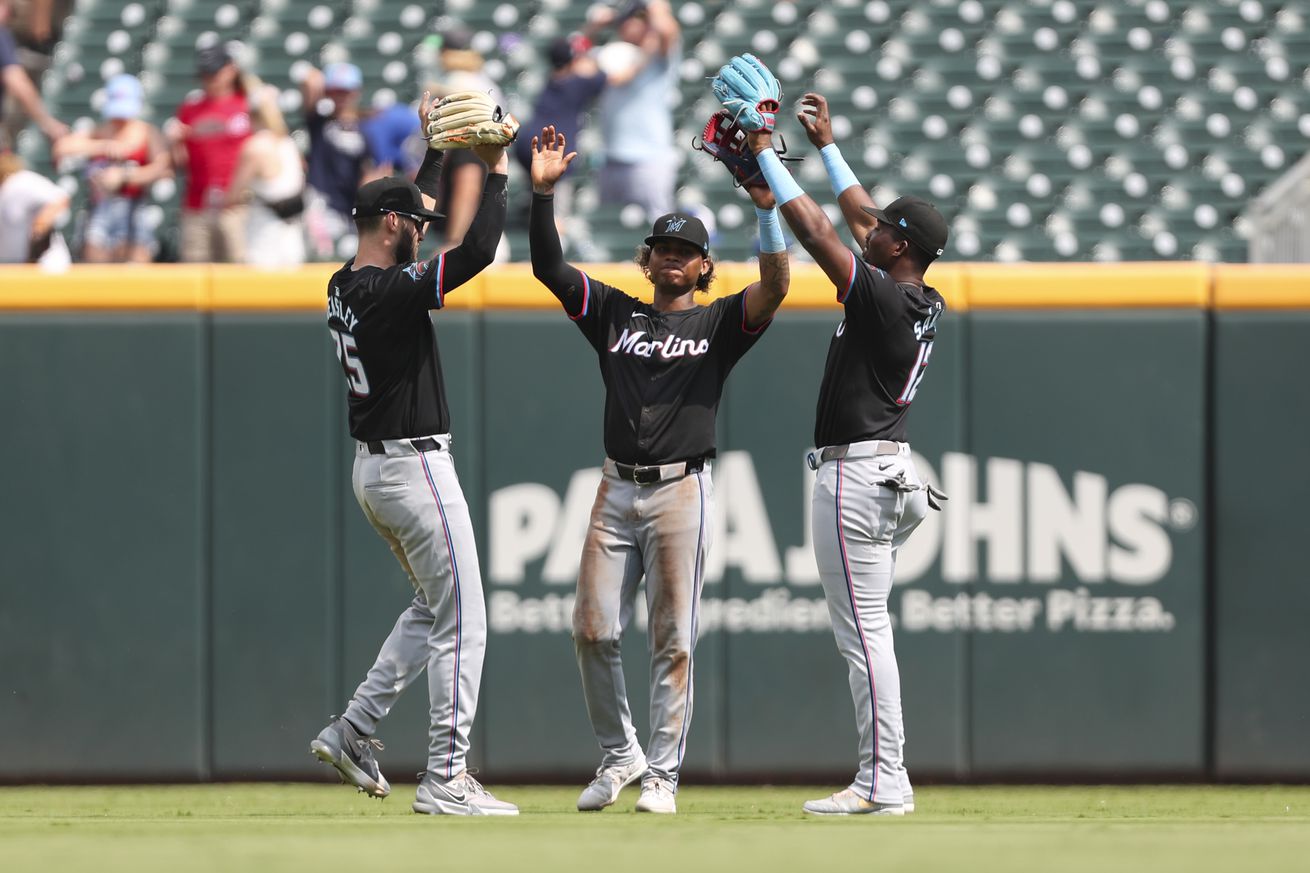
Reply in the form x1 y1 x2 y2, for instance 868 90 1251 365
755 206 786 253
820 143 861 199
415 149 444 198
755 148 804 206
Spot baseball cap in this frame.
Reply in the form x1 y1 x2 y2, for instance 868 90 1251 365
548 37 576 69
352 176 444 223
196 43 233 75
614 0 650 24
862 196 949 259
102 74 144 120
645 212 710 256
440 25 473 52
324 62 363 92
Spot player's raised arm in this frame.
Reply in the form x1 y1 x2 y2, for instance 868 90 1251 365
740 157 789 328
693 107 790 328
528 125 589 308
710 55 854 291
797 92 878 246
419 90 516 293
749 127 856 293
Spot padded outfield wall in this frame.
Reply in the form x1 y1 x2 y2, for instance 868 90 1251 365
0 263 1305 783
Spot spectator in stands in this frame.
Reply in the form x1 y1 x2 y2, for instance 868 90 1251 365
513 36 606 229
227 79 305 268
362 99 422 180
0 146 69 265
168 43 251 263
0 0 67 148
53 74 169 263
432 23 507 107
591 0 680 218
301 61 370 259
4 0 70 54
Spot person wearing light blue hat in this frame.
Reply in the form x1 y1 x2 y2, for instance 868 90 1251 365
301 60 371 259
53 72 172 262
101 72 144 120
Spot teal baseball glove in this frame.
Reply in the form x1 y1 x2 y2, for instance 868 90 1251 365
710 53 781 132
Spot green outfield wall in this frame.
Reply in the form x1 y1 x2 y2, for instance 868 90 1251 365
1 263 1307 783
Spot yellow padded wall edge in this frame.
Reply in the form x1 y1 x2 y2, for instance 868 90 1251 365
967 262 1211 308
1212 264 1310 309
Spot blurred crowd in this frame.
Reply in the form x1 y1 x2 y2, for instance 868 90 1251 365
0 0 684 267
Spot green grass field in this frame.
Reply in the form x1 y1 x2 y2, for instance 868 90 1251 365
3 784 1308 873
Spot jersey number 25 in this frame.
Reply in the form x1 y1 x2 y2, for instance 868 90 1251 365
329 329 370 397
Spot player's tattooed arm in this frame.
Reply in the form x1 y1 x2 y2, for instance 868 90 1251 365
743 183 789 327
798 93 877 244
745 250 790 327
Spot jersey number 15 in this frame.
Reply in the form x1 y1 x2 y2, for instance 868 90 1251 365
329 329 370 397
897 307 941 406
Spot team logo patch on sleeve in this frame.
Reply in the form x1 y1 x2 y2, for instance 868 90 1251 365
403 260 430 282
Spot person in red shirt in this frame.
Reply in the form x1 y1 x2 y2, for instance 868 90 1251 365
167 43 251 262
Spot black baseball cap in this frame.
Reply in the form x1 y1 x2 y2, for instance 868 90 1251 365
196 44 233 75
548 37 576 69
440 24 473 52
862 196 948 259
615 0 650 24
645 212 710 256
352 177 444 223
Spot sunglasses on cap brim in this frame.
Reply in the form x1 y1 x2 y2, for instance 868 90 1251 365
389 211 430 226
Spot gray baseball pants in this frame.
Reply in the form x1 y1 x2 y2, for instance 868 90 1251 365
812 442 927 805
341 436 486 781
572 461 714 788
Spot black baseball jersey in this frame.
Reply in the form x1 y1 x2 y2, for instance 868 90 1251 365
327 174 507 441
814 250 945 446
563 274 769 465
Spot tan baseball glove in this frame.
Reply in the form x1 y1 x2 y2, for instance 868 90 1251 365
424 90 520 150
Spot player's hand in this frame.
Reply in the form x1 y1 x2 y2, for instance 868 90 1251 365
418 90 436 137
530 125 577 195
797 93 835 149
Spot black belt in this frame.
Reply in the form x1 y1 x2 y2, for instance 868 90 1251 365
614 457 705 485
366 437 445 455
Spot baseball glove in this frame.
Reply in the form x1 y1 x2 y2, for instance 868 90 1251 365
693 111 802 190
424 90 520 150
710 53 781 132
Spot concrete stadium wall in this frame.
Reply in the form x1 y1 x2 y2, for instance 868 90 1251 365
0 263 1306 783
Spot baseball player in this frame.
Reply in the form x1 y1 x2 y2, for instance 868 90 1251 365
717 66 949 815
311 91 519 816
527 124 789 814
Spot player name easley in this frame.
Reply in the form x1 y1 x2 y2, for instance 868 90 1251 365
327 288 359 331
609 327 711 359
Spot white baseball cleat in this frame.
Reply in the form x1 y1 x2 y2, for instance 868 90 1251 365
903 793 915 814
577 755 648 811
803 788 905 816
634 777 677 814
413 770 519 816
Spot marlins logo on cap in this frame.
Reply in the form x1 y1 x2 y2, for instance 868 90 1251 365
644 212 710 256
